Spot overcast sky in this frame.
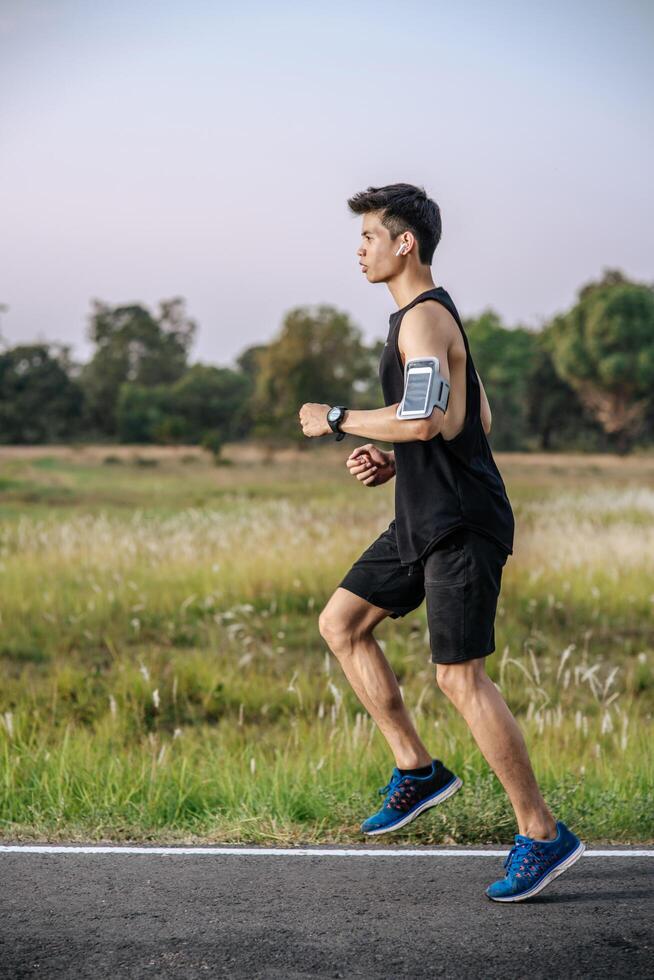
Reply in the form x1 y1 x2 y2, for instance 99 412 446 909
1 0 652 368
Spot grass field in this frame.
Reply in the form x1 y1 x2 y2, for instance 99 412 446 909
1 443 653 845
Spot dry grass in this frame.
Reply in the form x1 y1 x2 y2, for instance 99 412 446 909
0 444 652 844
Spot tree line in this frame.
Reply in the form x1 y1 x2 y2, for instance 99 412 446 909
1 269 652 454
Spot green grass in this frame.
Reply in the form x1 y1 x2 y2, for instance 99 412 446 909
0 444 653 844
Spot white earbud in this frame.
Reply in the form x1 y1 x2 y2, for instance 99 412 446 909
395 242 408 256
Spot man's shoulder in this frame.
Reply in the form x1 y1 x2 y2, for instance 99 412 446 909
397 299 458 357
401 298 457 332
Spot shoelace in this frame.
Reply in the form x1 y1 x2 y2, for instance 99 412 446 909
504 840 533 872
504 839 550 880
376 771 427 812
377 771 403 798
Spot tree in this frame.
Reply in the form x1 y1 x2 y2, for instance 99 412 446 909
79 297 196 436
249 305 374 442
165 364 252 442
351 338 385 410
523 338 607 451
547 270 654 453
0 303 9 350
114 383 170 443
235 343 267 382
0 343 84 443
116 364 252 444
464 310 535 451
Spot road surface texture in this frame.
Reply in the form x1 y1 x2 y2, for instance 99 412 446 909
1 846 652 978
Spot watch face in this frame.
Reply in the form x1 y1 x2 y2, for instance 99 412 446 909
327 407 340 421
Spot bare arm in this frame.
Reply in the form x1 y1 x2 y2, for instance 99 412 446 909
340 303 450 442
339 403 429 442
300 303 451 443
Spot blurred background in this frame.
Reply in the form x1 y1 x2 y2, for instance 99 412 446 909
0 1 652 845
1 0 653 452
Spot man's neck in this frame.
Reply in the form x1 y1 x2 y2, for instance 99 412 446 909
388 273 438 311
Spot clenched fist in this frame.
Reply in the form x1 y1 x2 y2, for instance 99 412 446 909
346 443 395 487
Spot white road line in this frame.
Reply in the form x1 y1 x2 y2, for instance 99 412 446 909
0 846 652 857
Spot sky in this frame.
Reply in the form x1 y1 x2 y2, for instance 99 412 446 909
1 0 652 369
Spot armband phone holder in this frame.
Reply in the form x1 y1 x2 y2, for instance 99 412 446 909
396 356 450 419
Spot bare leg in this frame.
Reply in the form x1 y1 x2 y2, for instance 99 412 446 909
318 587 432 769
436 658 557 840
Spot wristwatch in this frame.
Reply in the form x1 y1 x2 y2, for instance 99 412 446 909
326 405 348 441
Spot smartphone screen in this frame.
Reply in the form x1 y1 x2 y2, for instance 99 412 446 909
402 365 432 415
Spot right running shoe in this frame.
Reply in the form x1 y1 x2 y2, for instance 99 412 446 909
485 821 585 902
360 758 462 836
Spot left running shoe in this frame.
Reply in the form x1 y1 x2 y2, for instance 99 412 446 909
360 758 462 836
485 820 585 902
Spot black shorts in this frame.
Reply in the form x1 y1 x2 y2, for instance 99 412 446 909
338 522 509 665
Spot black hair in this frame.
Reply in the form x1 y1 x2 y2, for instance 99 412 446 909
346 182 442 265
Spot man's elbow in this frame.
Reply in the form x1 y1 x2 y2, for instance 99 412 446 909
482 414 492 436
415 412 444 441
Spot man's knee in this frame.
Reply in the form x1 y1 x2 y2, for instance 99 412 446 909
318 605 366 652
318 606 339 644
436 658 487 704
318 607 352 649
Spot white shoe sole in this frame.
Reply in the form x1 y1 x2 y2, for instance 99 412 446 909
486 840 586 902
361 775 463 836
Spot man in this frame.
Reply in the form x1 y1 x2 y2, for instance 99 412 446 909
298 183 584 902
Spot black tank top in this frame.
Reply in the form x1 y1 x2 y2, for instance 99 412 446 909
379 286 515 565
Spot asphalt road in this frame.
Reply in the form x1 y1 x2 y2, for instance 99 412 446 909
1 847 652 979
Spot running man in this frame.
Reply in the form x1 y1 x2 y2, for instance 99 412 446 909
298 183 584 902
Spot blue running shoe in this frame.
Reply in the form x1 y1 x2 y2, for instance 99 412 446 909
360 758 462 836
486 821 585 902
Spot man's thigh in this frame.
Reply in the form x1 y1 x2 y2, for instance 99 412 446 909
336 520 425 620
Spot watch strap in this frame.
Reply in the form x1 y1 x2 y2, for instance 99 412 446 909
327 405 347 440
